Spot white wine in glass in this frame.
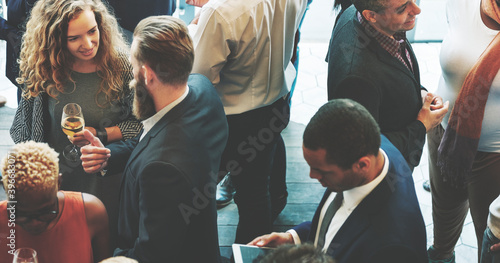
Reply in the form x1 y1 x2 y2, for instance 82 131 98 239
61 103 85 162
62 116 84 137
12 248 38 263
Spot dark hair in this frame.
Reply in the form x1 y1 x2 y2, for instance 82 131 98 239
303 99 380 169
334 0 352 11
133 16 194 85
255 244 335 263
352 0 387 13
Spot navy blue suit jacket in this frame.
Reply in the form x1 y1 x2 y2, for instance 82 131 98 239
294 136 427 263
108 74 228 263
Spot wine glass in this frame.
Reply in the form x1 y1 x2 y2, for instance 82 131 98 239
12 248 38 263
61 103 85 162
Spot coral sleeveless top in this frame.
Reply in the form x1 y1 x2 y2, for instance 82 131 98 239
0 191 93 263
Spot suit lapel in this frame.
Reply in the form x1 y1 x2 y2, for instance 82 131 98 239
123 132 153 171
350 17 418 85
326 178 392 258
123 88 193 172
372 42 417 83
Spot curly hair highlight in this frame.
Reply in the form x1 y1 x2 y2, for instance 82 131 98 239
17 0 129 107
1 141 59 197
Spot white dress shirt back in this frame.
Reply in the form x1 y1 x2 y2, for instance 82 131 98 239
190 0 306 115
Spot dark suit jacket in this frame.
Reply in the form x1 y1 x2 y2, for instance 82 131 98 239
108 74 228 263
0 0 36 88
326 6 426 169
294 136 427 263
106 0 175 32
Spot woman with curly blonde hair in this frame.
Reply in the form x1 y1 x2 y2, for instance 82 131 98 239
18 0 128 104
10 0 141 222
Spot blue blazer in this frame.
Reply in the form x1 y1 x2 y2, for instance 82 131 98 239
108 74 228 263
294 136 427 263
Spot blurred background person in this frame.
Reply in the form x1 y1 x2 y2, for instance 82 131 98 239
428 0 500 262
104 0 175 43
0 0 37 103
482 194 500 263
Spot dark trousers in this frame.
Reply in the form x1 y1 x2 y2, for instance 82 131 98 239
270 135 287 221
220 96 290 244
481 227 500 263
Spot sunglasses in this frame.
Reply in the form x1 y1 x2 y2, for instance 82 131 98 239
15 198 59 223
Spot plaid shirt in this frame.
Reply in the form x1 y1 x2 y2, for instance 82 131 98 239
358 12 413 72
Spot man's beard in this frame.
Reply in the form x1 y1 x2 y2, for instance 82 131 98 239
131 76 156 121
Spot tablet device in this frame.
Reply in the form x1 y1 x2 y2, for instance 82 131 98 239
232 244 274 263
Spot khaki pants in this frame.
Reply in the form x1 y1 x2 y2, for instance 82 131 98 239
428 125 500 260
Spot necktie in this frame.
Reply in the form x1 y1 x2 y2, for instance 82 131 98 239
317 192 344 249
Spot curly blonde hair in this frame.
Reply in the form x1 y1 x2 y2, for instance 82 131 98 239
17 0 129 106
1 141 59 197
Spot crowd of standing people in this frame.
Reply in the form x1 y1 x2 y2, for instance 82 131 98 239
0 0 499 262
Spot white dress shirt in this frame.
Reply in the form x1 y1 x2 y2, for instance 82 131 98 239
289 150 389 252
189 0 306 115
140 86 189 141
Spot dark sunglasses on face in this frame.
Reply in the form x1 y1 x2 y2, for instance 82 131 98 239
15 199 59 223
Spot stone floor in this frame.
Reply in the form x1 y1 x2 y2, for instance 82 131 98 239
0 0 478 262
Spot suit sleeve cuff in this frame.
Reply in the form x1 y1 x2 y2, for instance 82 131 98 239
286 229 302 245
413 120 427 136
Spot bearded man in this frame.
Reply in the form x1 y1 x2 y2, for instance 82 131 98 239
80 16 228 263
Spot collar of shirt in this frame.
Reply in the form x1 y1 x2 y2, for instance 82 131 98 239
313 149 390 251
140 86 190 141
341 149 389 212
287 150 390 247
357 12 407 58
